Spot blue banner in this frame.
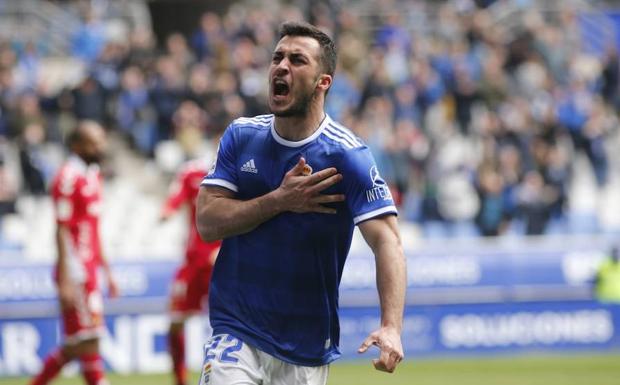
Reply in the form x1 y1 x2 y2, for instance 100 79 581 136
1 239 618 376
339 301 620 359
1 301 618 376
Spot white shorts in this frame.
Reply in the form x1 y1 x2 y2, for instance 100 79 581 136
199 334 329 385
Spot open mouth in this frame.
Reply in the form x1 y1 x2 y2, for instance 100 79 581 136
272 78 290 97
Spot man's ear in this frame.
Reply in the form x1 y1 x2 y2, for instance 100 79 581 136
316 74 332 93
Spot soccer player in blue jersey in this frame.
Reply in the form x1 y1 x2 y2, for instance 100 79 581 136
196 21 406 384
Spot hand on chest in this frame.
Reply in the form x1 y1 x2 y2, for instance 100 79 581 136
236 151 341 197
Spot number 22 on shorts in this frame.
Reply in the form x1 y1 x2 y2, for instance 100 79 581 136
205 334 243 364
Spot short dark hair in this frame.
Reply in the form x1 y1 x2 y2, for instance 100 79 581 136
66 120 99 148
66 128 82 147
278 21 337 77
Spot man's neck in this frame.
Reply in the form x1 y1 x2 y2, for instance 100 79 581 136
273 103 326 142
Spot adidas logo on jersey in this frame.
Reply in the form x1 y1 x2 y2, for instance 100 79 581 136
241 159 258 173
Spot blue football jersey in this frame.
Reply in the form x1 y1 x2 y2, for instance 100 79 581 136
201 114 397 366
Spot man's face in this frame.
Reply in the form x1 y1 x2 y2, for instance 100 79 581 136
78 123 107 164
268 35 326 117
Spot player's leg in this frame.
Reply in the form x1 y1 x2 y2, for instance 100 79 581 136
168 319 187 385
199 334 263 385
75 338 108 385
269 358 329 385
170 261 212 385
30 285 106 385
168 265 194 385
29 346 71 385
50 338 108 385
29 339 108 385
68 288 108 385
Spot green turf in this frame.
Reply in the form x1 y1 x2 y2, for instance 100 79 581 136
4 354 620 385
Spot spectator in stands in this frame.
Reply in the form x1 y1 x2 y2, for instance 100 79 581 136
116 66 156 155
497 145 522 220
72 74 107 124
530 137 570 218
191 12 224 62
7 93 45 139
557 80 608 187
325 58 361 122
581 97 612 186
600 47 619 107
517 170 557 235
72 8 106 63
478 48 509 110
393 81 421 126
18 122 48 196
15 41 41 91
411 57 445 120
90 42 125 95
0 1 618 241
166 33 196 72
150 56 186 144
0 154 17 219
44 88 79 144
211 71 247 134
452 65 479 134
185 64 211 108
126 27 158 70
475 164 508 236
172 100 208 158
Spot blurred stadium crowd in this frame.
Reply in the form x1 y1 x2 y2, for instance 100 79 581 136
1 0 620 256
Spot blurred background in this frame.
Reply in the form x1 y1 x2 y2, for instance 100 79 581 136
0 0 619 383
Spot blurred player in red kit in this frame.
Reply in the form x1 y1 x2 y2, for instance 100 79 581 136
160 158 221 385
30 121 118 385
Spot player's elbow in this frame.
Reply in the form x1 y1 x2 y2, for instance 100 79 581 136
196 205 230 242
195 188 223 241
196 213 221 242
198 226 220 243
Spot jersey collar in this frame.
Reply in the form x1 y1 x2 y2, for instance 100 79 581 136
270 114 331 147
68 154 88 173
68 154 100 174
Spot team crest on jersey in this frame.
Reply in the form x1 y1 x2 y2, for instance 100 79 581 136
208 145 219 175
365 166 392 202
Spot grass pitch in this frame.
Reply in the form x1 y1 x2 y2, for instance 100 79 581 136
4 353 619 385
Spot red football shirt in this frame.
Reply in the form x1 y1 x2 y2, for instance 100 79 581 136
163 160 221 264
50 156 103 288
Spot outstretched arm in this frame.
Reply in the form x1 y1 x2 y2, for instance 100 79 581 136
357 214 406 373
99 250 119 298
196 157 345 242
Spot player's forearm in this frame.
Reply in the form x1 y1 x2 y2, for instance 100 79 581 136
375 240 407 332
196 187 284 242
361 217 407 332
99 250 113 275
55 226 71 288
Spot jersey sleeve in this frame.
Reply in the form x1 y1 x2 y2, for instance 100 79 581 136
201 123 238 193
162 169 190 214
340 147 398 225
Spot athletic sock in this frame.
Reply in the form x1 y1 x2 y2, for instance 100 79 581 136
168 329 187 385
80 353 107 385
30 349 69 385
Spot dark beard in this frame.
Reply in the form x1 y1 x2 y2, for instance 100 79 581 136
271 91 314 117
82 153 103 164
